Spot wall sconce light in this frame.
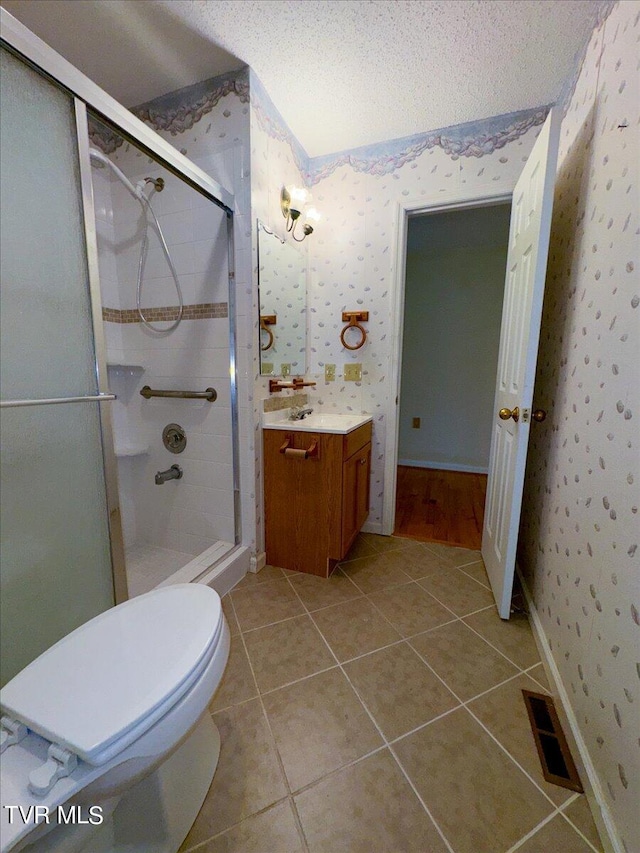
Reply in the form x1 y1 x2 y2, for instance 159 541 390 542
281 185 320 242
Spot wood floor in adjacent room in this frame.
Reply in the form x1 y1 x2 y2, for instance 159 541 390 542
394 466 488 550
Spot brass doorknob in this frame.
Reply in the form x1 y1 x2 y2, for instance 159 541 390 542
532 409 547 422
499 407 519 422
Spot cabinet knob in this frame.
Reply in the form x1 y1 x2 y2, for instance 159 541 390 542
360 457 367 464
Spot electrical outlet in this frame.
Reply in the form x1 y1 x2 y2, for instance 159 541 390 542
325 363 336 382
344 363 362 381
412 417 421 429
281 363 291 377
261 362 274 375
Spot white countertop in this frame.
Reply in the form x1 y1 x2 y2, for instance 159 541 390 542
263 411 372 435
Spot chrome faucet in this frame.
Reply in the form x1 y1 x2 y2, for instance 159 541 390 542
289 406 314 420
155 464 183 485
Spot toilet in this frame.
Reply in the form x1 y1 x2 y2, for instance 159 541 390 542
0 583 230 853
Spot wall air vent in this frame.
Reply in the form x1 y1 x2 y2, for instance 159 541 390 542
522 690 584 792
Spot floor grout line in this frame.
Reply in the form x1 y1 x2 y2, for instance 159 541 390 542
183 794 293 852
288 743 390 798
282 575 457 853
505 791 601 853
459 614 540 672
214 537 598 852
464 701 573 811
405 640 569 811
233 608 311 635
505 805 565 852
456 561 493 589
222 591 311 853
557 796 604 853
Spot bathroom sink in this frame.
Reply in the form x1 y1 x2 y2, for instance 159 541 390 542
263 411 372 435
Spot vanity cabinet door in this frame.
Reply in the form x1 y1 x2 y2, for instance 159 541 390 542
264 424 372 576
263 430 342 576
341 442 371 556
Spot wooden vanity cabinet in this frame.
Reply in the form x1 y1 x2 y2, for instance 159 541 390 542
263 422 372 577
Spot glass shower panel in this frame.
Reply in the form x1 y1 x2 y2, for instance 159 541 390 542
88 114 237 594
0 48 114 685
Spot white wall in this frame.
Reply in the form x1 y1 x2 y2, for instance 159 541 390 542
519 3 640 849
399 205 509 472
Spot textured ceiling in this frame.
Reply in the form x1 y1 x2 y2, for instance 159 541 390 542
2 0 600 157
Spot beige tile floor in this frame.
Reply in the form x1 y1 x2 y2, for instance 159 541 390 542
180 534 604 853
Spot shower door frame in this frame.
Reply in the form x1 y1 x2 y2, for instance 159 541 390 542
1 8 240 600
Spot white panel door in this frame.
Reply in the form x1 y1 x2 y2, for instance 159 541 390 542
482 108 561 619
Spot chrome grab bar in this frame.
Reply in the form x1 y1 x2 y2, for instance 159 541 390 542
0 393 116 409
140 385 217 402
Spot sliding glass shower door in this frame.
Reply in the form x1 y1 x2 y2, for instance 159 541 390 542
0 47 116 685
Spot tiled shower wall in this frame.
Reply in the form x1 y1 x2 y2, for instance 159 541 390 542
519 2 639 850
92 125 243 554
92 72 258 556
92 68 281 561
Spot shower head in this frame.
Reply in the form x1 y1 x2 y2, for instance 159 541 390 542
89 147 140 201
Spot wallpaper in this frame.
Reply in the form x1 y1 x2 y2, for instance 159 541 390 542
301 118 541 533
519 2 639 850
249 68 310 555
82 8 636 844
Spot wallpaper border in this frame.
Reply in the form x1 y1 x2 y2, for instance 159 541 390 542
90 4 618 173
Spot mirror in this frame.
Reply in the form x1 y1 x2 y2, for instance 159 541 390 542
257 222 307 376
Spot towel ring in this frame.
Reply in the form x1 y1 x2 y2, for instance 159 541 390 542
260 315 276 351
340 311 369 351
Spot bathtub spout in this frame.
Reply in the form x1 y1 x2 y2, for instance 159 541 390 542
155 465 183 485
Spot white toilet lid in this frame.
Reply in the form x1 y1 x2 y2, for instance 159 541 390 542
0 584 222 765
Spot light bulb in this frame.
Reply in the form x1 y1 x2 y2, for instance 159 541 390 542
288 186 309 207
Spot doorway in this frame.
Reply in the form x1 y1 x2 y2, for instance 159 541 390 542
394 203 512 549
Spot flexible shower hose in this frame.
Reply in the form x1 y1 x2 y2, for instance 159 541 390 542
136 191 184 334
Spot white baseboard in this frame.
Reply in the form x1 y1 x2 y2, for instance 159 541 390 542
250 551 267 574
517 566 622 853
397 458 488 475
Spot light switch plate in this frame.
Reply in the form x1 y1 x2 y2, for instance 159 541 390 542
325 364 336 382
344 363 362 381
412 417 421 429
281 363 291 377
261 363 274 375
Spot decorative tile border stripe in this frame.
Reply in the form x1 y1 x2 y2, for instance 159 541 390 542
102 303 228 324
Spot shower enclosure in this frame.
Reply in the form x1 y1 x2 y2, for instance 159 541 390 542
88 118 240 597
0 10 241 686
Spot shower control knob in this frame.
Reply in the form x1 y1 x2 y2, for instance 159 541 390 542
163 423 187 453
